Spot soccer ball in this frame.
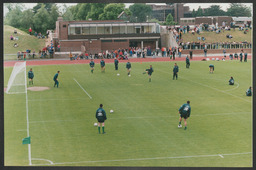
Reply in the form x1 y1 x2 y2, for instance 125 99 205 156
117 73 120 76
94 123 98 126
128 75 131 77
178 124 182 128
110 110 114 113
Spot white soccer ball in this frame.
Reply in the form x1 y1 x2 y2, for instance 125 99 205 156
128 75 131 77
178 124 182 128
110 110 114 113
94 123 98 126
117 73 120 76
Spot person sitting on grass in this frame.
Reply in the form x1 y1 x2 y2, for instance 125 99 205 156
229 77 234 85
69 52 74 61
246 87 252 96
10 35 14 40
13 43 18 48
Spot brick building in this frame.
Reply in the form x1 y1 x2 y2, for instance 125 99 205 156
54 17 161 53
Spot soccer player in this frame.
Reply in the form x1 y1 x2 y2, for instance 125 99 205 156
100 59 105 72
186 55 190 68
209 64 214 73
96 104 107 134
143 65 154 82
28 68 34 85
53 71 60 88
244 51 247 62
234 52 238 60
178 101 191 130
229 53 233 60
114 58 119 70
126 60 132 76
89 59 95 73
239 52 243 62
229 77 234 85
173 63 179 80
246 86 252 96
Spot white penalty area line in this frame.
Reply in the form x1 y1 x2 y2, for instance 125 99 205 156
73 78 92 99
32 152 252 166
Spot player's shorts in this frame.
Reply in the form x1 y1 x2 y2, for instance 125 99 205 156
97 119 105 123
101 66 105 68
180 114 188 119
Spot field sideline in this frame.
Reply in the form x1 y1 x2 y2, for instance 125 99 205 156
4 58 252 167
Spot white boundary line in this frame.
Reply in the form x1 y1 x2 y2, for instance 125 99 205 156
31 152 251 166
223 82 240 92
31 158 54 165
25 62 32 165
73 78 92 99
29 111 251 123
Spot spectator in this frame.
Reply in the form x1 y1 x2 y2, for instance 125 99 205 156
10 35 14 40
13 43 18 48
34 32 37 37
29 27 32 35
189 50 193 59
14 29 17 34
204 48 207 57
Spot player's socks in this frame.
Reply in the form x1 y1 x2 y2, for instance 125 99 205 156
32 81 33 85
149 78 151 82
98 126 101 133
179 121 181 125
184 126 187 130
143 72 146 74
102 126 105 134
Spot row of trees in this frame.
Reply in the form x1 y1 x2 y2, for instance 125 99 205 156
192 4 251 17
4 3 251 35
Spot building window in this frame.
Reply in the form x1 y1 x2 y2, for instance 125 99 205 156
82 27 90 35
101 40 112 42
63 25 66 28
112 26 120 34
114 40 127 42
90 27 97 34
75 27 81 34
127 26 135 34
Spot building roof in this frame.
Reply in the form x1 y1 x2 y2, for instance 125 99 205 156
117 11 129 19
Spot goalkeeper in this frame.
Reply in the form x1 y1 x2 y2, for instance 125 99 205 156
28 68 34 85
143 65 154 82
178 101 191 130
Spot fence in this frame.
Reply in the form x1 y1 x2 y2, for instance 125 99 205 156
179 42 252 50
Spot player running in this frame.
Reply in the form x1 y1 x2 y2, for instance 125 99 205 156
53 71 60 88
96 104 107 134
186 55 190 68
178 101 191 130
143 65 154 82
89 59 95 73
28 68 34 85
126 60 132 76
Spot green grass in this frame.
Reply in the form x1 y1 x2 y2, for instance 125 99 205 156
4 25 46 59
4 60 252 167
182 28 252 43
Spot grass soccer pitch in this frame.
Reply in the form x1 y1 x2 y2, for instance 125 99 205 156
4 59 252 167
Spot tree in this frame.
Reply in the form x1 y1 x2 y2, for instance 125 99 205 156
33 4 51 34
192 9 196 17
227 3 251 17
99 3 125 20
75 3 91 20
129 3 152 22
4 5 23 28
204 5 226 16
32 3 53 14
20 9 34 30
165 13 175 25
196 6 204 16
48 4 60 30
62 5 74 21
86 3 107 20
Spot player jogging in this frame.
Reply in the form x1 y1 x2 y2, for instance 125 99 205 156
100 59 105 72
229 77 234 85
126 60 132 76
53 71 60 88
114 58 119 70
246 86 252 96
178 101 191 130
239 52 243 62
96 104 107 134
28 68 34 85
209 64 214 73
244 51 247 62
143 65 154 82
173 63 179 80
89 59 95 73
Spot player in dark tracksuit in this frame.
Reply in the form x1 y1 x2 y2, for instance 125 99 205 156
114 58 119 70
53 71 60 88
186 55 190 68
126 61 132 76
239 52 243 62
244 52 247 62
100 59 105 72
96 104 107 134
209 64 214 73
28 68 34 85
234 53 238 60
173 63 179 80
178 101 191 130
89 59 95 73
143 65 154 82
229 77 234 85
